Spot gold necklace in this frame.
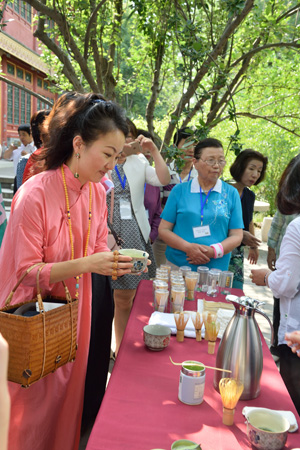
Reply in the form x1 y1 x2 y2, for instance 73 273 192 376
61 165 92 298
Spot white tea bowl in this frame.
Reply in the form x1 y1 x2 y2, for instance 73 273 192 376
119 249 149 274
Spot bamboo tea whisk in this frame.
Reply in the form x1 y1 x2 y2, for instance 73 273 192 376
205 320 220 354
203 311 216 340
191 312 203 341
219 378 244 426
174 312 190 342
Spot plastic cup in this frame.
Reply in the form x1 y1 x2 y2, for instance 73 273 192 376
185 272 199 301
207 271 220 297
160 264 171 276
219 271 234 295
156 271 169 284
197 266 209 292
171 286 186 312
179 266 192 278
154 289 169 312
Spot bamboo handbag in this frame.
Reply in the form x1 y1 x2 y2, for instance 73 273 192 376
0 263 78 387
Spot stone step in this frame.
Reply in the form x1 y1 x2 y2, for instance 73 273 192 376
2 188 14 200
0 175 14 191
3 197 12 211
1 182 14 191
0 174 14 182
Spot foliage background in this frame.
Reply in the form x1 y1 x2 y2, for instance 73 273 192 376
6 0 300 214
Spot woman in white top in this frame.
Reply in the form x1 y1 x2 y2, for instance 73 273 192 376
251 154 300 415
107 119 170 354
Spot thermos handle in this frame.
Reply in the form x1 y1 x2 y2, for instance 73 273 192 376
255 308 274 346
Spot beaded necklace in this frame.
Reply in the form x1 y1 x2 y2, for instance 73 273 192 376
61 165 92 298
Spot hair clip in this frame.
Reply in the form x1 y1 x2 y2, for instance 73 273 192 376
91 98 107 105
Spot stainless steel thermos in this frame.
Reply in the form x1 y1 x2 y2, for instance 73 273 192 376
213 295 274 400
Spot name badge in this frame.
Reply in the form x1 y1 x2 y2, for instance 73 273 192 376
193 225 211 238
145 209 149 220
120 198 132 220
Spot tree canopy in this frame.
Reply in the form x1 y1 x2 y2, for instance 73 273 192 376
9 0 300 210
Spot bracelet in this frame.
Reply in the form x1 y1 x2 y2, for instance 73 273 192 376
112 250 119 281
210 243 224 259
264 270 271 287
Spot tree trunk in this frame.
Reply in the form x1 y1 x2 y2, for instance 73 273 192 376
162 0 255 145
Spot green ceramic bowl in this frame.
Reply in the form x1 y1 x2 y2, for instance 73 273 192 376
171 440 198 450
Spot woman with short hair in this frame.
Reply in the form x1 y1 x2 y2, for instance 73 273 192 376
159 138 244 270
108 119 170 354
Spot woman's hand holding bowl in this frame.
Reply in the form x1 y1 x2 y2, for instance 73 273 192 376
87 252 133 278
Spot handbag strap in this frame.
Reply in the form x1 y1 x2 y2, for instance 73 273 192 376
4 263 45 307
4 263 73 308
110 187 114 224
107 170 114 225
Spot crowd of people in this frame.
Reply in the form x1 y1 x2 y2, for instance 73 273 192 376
0 92 300 449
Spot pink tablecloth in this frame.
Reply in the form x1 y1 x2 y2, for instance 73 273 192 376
87 281 299 450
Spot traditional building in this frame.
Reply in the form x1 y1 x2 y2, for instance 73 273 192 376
0 1 57 149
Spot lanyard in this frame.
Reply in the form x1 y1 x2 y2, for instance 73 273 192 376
200 186 212 226
115 167 127 190
179 168 192 184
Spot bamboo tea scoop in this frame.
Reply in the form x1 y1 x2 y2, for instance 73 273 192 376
169 356 232 373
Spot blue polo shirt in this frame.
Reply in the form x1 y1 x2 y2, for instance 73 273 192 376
161 178 244 271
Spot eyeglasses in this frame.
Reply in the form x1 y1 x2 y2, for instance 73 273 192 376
199 158 226 167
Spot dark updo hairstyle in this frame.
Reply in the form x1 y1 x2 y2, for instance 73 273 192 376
126 118 138 140
194 137 223 160
30 110 51 149
230 149 268 185
276 154 300 215
41 92 128 170
173 127 194 146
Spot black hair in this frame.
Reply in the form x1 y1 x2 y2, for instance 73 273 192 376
277 154 300 215
194 138 223 160
126 118 138 139
173 127 194 146
230 149 268 186
18 124 31 135
41 92 128 170
30 110 51 149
